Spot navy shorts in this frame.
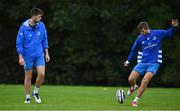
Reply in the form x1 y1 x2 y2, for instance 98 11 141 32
24 56 45 70
133 63 160 75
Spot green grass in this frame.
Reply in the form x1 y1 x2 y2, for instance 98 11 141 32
0 85 180 110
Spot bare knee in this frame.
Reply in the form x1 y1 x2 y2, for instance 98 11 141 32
140 72 153 88
128 75 136 83
128 71 140 83
25 74 32 82
128 77 134 83
25 76 32 85
37 73 45 82
25 70 32 81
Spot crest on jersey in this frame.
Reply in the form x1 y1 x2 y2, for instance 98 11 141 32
153 36 157 40
37 31 41 36
20 32 23 36
141 41 145 45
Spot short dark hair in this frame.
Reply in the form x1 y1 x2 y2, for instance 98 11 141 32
137 21 149 31
30 8 43 17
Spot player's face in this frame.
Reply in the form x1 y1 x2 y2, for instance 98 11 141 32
140 28 149 35
32 14 42 23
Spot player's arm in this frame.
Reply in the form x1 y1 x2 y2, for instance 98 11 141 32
159 19 179 40
124 37 140 67
44 48 50 62
16 26 25 65
18 54 24 65
172 19 179 27
42 24 50 62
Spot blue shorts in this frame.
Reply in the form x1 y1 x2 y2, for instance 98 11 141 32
133 63 160 75
24 56 45 70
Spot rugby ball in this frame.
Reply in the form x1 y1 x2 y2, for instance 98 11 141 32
116 89 125 104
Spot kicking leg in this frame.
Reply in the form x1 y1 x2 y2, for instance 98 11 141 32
127 70 140 96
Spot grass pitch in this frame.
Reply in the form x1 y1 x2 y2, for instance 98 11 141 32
0 85 180 110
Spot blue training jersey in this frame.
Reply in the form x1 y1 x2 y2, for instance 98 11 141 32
16 19 49 58
128 26 175 64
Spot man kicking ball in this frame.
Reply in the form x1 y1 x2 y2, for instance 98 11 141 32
124 19 178 107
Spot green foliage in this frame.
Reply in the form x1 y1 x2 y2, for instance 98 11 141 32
0 0 179 86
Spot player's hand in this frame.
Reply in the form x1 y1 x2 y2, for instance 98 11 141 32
19 56 24 66
124 60 130 67
171 19 179 27
45 54 50 62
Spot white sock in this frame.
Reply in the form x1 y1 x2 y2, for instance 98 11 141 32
131 84 137 90
34 86 39 94
26 94 30 99
133 96 139 102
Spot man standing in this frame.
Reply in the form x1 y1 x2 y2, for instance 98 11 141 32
16 8 50 103
124 19 178 107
